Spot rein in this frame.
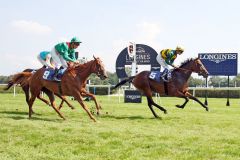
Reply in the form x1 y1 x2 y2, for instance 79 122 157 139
174 67 192 72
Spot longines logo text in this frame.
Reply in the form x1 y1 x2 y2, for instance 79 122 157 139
126 47 151 63
126 95 141 100
199 53 237 63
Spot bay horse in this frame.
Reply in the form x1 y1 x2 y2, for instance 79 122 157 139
114 58 209 118
19 56 107 121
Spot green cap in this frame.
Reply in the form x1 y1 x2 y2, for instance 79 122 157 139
71 37 81 43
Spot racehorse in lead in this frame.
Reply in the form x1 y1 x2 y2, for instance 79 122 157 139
9 56 107 122
114 58 209 118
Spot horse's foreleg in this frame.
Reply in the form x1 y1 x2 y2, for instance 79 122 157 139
81 91 101 115
74 92 96 122
55 94 75 110
186 92 209 111
175 91 189 109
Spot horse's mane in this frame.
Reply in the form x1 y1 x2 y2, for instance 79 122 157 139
179 58 196 68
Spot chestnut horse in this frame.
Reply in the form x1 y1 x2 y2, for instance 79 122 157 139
5 68 102 112
4 69 75 111
114 58 209 118
21 57 107 121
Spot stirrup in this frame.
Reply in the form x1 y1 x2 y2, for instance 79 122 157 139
161 76 169 82
53 76 61 82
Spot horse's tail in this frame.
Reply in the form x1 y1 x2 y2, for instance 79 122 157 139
114 76 135 89
4 72 32 90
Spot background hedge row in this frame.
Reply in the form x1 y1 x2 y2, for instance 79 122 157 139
1 85 240 98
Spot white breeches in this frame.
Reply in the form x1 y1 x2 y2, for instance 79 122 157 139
156 54 170 71
50 48 68 69
37 55 51 68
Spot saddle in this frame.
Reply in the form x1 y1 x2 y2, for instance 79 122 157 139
42 68 66 81
148 71 170 82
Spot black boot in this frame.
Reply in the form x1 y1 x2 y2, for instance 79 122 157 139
53 68 60 81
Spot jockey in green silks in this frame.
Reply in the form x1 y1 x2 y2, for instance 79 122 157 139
156 46 184 81
50 37 81 81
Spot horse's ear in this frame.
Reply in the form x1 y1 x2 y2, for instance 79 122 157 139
93 55 96 60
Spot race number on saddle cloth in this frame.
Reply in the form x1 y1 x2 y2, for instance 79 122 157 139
148 71 162 83
42 68 66 81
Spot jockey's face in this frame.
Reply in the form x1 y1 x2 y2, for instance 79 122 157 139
70 42 80 49
176 50 183 55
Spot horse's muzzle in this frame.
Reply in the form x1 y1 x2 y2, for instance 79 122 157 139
100 74 108 80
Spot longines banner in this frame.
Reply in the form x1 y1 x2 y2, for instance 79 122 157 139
116 44 160 79
198 53 238 76
124 90 142 103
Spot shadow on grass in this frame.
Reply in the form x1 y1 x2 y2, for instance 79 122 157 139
0 111 42 116
100 114 162 120
0 111 61 122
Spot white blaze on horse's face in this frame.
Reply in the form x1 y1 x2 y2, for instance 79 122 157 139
95 58 108 80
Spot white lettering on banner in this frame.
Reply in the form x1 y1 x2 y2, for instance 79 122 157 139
199 53 237 63
126 95 141 100
125 46 151 64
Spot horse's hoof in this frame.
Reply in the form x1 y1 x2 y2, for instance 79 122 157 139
176 105 183 109
206 107 209 112
164 110 167 114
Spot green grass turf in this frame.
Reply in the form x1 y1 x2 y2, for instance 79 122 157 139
0 93 240 160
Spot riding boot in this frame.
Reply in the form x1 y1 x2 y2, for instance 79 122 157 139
167 71 172 81
53 67 63 81
161 69 168 78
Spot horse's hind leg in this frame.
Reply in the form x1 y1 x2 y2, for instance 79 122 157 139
147 96 167 114
28 94 37 119
22 85 35 114
46 91 66 120
147 97 160 118
186 92 209 111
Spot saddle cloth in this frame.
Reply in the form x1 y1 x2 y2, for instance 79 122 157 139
42 68 66 81
148 71 164 82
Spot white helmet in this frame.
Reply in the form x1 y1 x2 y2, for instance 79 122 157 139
176 46 184 52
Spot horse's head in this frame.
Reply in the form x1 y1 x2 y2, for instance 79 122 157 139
192 58 209 78
92 56 108 80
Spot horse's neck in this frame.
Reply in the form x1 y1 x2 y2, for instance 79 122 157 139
174 64 192 82
75 61 94 81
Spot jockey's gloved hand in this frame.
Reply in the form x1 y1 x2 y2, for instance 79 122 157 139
171 64 177 68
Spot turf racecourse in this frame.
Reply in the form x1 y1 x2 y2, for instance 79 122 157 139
0 94 240 160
